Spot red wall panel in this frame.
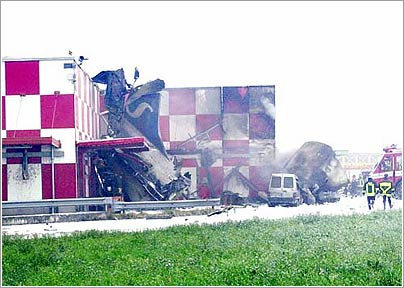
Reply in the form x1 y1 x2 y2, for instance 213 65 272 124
223 86 250 113
249 113 275 140
198 167 223 198
181 159 198 167
223 140 249 153
223 157 249 167
41 164 52 199
2 165 7 201
55 163 76 198
41 94 75 129
2 96 5 130
196 115 223 140
159 115 170 142
170 141 196 151
5 61 40 95
249 166 270 196
6 130 41 138
168 88 195 115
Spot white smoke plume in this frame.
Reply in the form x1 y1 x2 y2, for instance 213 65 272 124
260 96 276 119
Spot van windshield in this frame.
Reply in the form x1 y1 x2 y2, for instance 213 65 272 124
271 176 282 188
284 177 294 188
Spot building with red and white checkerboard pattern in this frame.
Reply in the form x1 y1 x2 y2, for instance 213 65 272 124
159 86 276 199
1 57 102 201
2 57 275 202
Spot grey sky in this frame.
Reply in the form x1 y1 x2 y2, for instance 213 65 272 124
1 1 403 153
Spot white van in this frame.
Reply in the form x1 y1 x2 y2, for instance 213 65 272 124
268 173 303 207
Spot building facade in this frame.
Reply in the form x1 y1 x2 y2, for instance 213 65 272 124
160 86 276 199
1 57 102 201
2 58 276 202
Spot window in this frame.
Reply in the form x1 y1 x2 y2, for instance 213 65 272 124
284 177 294 188
396 155 402 171
381 156 393 172
271 176 281 188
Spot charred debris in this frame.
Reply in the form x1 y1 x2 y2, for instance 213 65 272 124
90 68 349 205
91 68 191 202
222 141 349 206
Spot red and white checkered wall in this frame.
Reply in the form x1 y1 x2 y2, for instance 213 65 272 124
159 86 276 199
1 58 275 201
1 58 101 201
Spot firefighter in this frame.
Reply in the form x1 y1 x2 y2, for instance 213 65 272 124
379 174 394 210
358 174 364 188
363 176 377 210
350 175 358 197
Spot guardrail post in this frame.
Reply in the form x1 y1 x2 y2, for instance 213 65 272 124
111 197 116 213
104 197 113 213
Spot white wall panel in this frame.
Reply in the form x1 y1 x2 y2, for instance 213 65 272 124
7 164 42 201
40 60 75 95
83 103 88 136
222 113 249 140
41 128 76 163
5 95 41 130
169 115 196 141
195 88 221 115
160 91 169 116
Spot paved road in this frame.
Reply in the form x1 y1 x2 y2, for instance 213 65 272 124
2 195 402 238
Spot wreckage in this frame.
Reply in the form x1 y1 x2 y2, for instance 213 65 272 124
282 141 349 204
223 141 349 205
91 69 191 201
90 68 347 205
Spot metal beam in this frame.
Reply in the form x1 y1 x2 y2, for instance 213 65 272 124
2 151 65 158
114 198 220 211
2 197 111 209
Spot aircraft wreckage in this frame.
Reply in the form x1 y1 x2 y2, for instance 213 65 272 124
90 68 349 204
91 69 190 201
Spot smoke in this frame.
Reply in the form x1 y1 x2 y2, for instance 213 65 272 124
251 148 297 191
260 96 276 119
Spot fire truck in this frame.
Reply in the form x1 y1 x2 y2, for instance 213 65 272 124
369 144 402 199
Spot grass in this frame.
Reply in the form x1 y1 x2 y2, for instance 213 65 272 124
2 209 402 286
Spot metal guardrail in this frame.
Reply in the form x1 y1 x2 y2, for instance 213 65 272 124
1 198 221 214
2 197 112 212
113 198 220 211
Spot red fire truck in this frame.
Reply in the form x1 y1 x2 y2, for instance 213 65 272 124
369 144 402 199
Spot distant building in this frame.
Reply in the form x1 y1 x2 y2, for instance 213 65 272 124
335 151 382 178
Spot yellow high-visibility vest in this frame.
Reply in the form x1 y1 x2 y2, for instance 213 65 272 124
364 182 376 196
379 181 393 197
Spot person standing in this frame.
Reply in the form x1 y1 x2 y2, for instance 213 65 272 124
363 177 377 210
358 174 364 191
350 175 358 197
379 174 394 210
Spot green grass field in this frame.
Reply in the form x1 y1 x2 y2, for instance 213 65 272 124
2 209 402 286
